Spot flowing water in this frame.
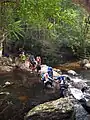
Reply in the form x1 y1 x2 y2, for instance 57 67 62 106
74 69 90 120
0 69 90 120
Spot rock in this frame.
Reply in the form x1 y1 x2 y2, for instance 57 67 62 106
80 59 89 67
67 70 77 75
25 97 75 120
0 65 13 72
0 57 14 72
72 81 87 90
84 63 90 69
86 100 90 108
5 81 11 85
0 57 12 66
0 92 10 95
53 68 62 74
79 99 90 114
3 81 14 88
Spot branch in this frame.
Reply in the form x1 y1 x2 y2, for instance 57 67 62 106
0 32 7 43
0 104 12 115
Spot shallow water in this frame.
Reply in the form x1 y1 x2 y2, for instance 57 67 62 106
0 69 90 120
73 69 90 120
0 70 60 120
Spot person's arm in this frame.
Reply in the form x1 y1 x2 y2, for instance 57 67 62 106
48 76 53 81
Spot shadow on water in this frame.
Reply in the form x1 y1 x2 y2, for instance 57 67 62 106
0 69 60 120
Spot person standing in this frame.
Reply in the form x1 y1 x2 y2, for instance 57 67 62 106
29 55 36 71
41 72 53 87
36 56 41 74
47 67 53 79
56 75 68 97
20 51 26 62
36 56 41 65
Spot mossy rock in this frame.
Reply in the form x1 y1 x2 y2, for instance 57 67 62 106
25 97 75 120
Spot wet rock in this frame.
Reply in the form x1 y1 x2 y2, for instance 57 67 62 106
25 97 75 120
3 81 14 88
80 59 89 68
72 81 87 90
0 92 10 95
79 99 90 114
85 100 90 113
0 57 14 72
67 70 77 75
84 63 90 69
0 57 13 66
0 56 30 72
0 65 13 72
86 100 90 107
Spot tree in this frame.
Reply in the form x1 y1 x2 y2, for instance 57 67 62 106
0 0 23 56
0 0 90 64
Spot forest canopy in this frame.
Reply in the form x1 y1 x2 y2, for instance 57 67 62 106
0 0 90 65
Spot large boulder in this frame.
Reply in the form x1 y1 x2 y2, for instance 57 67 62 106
72 80 88 90
25 97 75 120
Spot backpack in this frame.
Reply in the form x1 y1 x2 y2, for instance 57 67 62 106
29 55 35 63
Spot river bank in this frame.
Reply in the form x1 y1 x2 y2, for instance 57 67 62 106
55 61 81 70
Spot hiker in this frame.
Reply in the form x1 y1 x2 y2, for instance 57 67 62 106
47 67 53 79
36 56 41 74
41 72 53 88
36 63 41 74
20 51 26 62
56 75 68 97
36 56 41 65
29 55 36 71
17 48 24 57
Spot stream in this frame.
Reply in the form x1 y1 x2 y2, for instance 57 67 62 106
74 69 90 120
0 68 90 120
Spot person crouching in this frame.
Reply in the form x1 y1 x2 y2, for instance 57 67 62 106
41 72 53 88
57 75 68 97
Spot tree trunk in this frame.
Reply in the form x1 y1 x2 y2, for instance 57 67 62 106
0 32 7 57
0 42 3 57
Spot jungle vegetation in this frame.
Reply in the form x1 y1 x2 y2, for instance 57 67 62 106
0 0 90 65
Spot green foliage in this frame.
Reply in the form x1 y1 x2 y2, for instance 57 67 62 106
1 0 90 65
0 2 24 40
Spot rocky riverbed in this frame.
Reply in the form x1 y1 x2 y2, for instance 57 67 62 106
0 68 74 120
0 57 90 120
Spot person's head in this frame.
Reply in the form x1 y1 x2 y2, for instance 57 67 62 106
48 67 53 72
36 56 39 59
22 51 25 55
